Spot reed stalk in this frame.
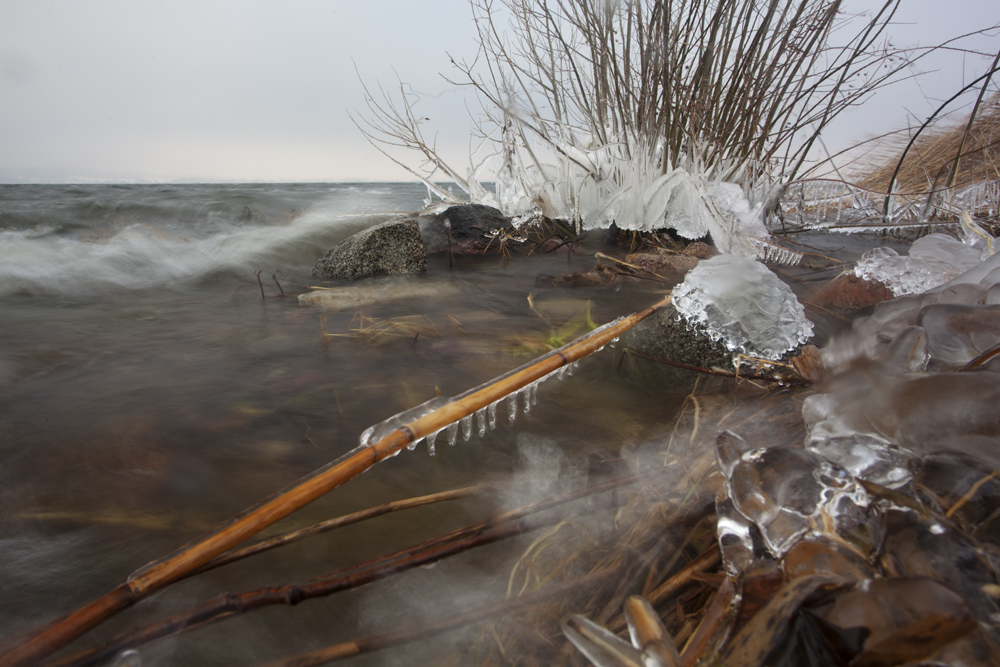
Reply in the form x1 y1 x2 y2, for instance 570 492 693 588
190 484 489 576
49 468 671 667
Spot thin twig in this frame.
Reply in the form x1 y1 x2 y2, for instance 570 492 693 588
191 485 490 576
260 566 623 667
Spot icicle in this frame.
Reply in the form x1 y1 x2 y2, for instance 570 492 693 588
476 407 487 437
461 415 473 442
427 430 439 456
407 437 423 452
447 422 459 446
488 400 498 429
521 388 531 415
507 393 518 424
529 381 539 406
557 366 568 380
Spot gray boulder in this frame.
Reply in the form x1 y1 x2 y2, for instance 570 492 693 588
312 217 427 281
421 204 520 255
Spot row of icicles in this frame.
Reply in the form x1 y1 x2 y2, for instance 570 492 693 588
357 336 630 457
413 360 578 456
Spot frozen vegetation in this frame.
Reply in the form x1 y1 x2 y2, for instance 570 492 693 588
357 0 915 262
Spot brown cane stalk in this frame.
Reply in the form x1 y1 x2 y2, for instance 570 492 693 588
0 294 672 667
49 467 669 667
190 484 490 576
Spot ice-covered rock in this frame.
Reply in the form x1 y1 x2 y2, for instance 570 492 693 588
855 235 982 297
673 254 813 360
854 215 996 297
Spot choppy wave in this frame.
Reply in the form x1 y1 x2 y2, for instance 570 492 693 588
0 183 428 295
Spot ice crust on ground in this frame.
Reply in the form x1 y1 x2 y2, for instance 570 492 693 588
854 216 996 297
673 254 813 361
793 246 1000 515
718 244 1000 579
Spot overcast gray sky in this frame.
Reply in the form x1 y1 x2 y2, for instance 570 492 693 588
1 0 997 183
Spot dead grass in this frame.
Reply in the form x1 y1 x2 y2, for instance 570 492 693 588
855 91 1000 222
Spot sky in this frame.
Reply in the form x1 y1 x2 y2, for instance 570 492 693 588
0 0 998 184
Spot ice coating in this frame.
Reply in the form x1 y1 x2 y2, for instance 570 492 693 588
719 436 873 558
359 396 453 448
855 220 996 297
803 393 913 488
673 254 813 360
854 236 983 297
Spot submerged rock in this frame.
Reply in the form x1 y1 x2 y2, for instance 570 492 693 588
624 252 700 278
809 273 891 316
298 278 460 311
618 304 733 392
312 217 426 281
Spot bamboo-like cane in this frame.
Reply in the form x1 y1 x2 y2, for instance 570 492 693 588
0 294 672 667
52 468 664 667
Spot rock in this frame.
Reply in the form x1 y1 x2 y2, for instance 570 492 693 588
312 217 426 281
618 304 734 392
682 241 718 259
624 252 700 278
421 204 524 255
810 273 891 315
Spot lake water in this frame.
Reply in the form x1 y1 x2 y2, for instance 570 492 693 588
2 183 736 665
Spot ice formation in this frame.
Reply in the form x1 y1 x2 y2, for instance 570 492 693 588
793 242 1000 516
715 431 872 558
437 128 795 262
673 254 814 360
854 213 996 297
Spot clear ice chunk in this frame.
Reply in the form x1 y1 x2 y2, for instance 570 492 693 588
461 415 473 442
881 325 929 373
447 422 459 446
673 254 814 360
718 432 873 558
917 304 1000 368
